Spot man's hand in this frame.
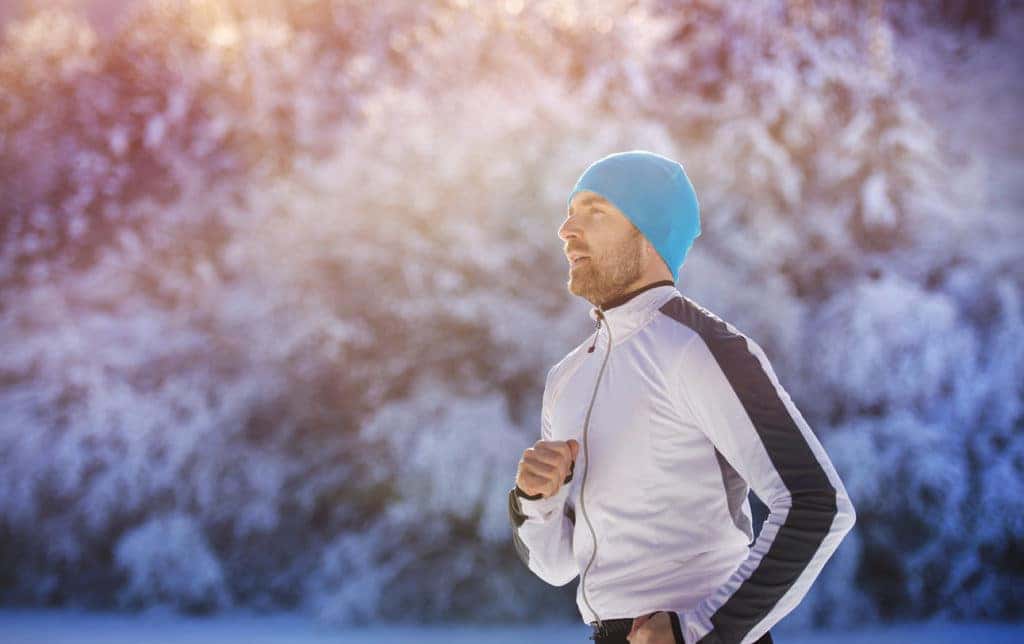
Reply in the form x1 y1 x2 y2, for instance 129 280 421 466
515 439 579 498
628 611 676 644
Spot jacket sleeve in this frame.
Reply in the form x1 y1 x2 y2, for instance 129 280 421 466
507 364 578 587
670 331 857 644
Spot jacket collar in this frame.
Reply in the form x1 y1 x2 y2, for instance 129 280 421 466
586 279 679 346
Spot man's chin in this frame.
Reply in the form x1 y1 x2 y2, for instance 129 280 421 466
567 275 598 303
566 276 584 298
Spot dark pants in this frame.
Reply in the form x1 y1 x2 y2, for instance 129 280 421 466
588 615 774 643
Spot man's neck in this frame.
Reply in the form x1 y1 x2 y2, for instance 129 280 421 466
598 279 676 311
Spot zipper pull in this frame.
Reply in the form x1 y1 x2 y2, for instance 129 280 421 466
587 313 603 353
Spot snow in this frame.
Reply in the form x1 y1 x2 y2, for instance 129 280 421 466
114 514 229 611
0 610 1022 644
0 0 1022 629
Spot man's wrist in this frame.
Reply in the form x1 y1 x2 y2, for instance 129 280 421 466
514 484 544 500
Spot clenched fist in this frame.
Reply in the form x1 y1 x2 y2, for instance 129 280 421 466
515 439 579 499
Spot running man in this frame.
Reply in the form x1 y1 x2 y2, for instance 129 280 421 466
507 151 857 644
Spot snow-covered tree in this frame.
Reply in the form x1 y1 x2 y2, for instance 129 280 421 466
0 0 1020 627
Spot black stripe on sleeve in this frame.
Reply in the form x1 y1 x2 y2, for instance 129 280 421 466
659 296 837 643
508 488 532 568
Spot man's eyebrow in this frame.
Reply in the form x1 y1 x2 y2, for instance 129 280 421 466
568 195 606 214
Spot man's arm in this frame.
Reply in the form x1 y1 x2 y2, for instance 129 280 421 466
670 328 856 644
507 365 579 587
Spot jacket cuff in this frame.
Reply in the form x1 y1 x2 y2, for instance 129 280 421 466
510 477 572 520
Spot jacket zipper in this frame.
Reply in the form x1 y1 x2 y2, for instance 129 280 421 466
579 309 612 629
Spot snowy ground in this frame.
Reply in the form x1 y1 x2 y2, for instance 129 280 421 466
1 609 1023 644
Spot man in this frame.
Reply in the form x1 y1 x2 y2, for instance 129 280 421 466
507 151 857 644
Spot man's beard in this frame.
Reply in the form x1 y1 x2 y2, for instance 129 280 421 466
567 231 645 308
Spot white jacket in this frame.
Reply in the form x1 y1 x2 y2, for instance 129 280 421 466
508 281 857 644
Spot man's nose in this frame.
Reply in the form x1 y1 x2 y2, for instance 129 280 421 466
558 215 581 242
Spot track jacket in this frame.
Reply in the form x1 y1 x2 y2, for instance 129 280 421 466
507 280 857 644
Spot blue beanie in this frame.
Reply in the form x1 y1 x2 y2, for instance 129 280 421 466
566 150 701 282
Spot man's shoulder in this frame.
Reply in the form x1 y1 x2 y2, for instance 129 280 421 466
656 293 747 345
656 294 776 394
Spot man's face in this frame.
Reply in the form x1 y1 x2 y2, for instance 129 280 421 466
559 191 646 307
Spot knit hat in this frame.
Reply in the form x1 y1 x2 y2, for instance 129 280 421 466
566 150 701 282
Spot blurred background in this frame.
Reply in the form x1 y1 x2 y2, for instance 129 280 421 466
0 0 1022 641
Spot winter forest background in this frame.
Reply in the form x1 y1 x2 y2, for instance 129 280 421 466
0 0 1021 635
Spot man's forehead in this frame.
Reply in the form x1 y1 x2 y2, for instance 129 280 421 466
568 192 613 212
